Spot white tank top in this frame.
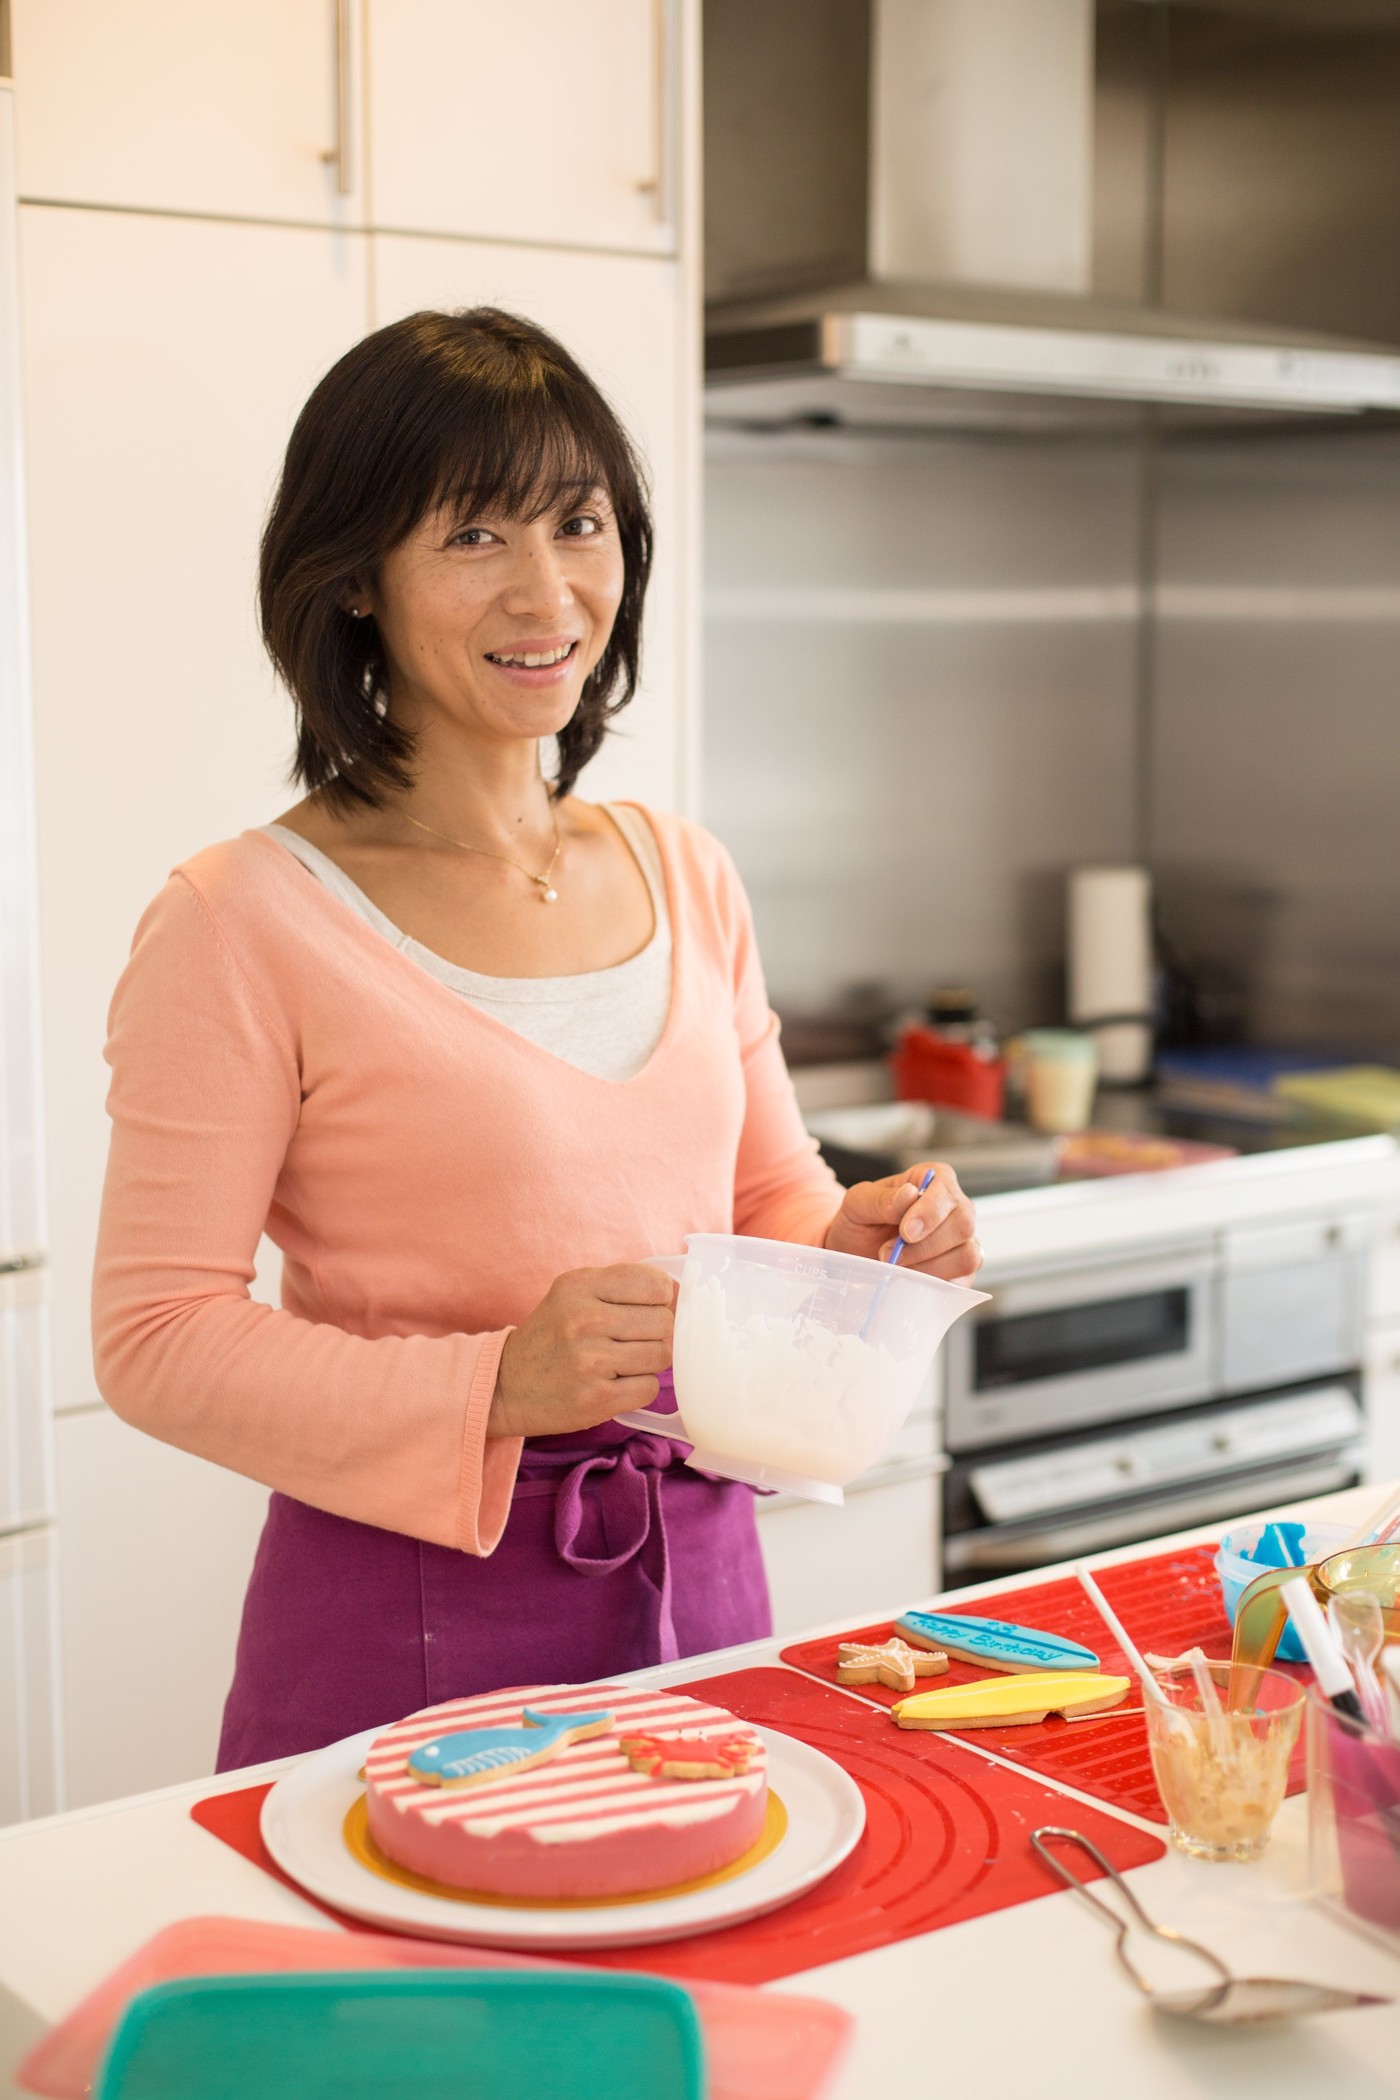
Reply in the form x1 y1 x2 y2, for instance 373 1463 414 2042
261 803 672 1083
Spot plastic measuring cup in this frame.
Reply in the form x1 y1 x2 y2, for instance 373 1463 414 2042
1230 1544 1400 1681
615 1233 989 1503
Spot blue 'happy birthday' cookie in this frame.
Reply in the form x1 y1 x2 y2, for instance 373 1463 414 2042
896 1609 1099 1674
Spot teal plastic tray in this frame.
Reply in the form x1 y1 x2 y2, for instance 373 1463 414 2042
95 1969 705 2099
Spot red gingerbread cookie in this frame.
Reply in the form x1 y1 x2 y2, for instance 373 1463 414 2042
618 1729 759 1781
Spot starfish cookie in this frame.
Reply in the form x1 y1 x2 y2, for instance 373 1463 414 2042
836 1636 949 1693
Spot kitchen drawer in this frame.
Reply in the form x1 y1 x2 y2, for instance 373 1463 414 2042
1222 1215 1369 1273
1220 1217 1365 1395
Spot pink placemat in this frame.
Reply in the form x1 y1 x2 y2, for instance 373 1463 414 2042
15 1914 851 2100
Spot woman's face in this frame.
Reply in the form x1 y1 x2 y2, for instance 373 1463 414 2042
362 485 626 750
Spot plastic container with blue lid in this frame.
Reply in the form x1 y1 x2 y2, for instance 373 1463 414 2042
1215 1521 1353 1662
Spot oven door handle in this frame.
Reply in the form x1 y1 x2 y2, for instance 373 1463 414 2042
977 1245 1216 1319
942 1449 1364 1576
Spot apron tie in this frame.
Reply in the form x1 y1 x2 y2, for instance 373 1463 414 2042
521 1433 684 1664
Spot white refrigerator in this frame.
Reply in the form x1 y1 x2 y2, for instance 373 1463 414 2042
0 77 62 1826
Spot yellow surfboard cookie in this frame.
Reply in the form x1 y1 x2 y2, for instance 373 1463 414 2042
891 1670 1131 1730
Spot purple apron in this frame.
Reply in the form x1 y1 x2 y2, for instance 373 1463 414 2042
215 1414 771 1769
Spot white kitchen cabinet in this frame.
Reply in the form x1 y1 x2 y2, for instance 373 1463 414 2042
756 1469 943 1640
1362 1209 1400 1479
54 1407 269 1808
0 1525 61 1825
1363 1319 1400 1484
0 1266 52 1534
13 1 690 258
1368 1208 1400 1324
0 89 45 1280
10 0 366 228
19 205 369 1413
366 1 680 255
372 233 697 812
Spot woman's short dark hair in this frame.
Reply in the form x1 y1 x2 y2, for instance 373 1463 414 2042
259 307 653 806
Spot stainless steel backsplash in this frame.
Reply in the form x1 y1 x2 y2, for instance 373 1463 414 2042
701 426 1141 1029
1150 425 1400 1055
702 420 1400 1052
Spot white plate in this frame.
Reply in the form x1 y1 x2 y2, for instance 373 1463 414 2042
260 1723 865 1951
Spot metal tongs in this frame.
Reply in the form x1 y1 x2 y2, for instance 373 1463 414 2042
1030 1827 1392 2024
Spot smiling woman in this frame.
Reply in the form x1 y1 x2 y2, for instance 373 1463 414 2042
90 307 981 1769
260 308 652 812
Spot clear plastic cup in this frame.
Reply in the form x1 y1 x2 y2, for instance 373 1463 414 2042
1145 1664 1305 1862
617 1233 988 1503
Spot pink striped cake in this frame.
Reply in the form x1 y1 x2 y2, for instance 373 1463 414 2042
363 1682 769 1899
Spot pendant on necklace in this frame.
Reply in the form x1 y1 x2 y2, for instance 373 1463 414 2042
540 885 559 903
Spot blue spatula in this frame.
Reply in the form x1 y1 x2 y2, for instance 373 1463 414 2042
860 1167 936 1339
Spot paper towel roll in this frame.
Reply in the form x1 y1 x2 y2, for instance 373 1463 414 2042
1068 865 1153 1082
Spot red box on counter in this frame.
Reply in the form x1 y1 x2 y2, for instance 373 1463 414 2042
890 1022 1006 1120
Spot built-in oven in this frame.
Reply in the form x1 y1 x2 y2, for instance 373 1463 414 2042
941 1216 1369 1583
944 1240 1216 1453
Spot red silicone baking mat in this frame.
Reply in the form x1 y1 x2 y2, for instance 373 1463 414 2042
190 1668 1162 1986
778 1542 1307 1823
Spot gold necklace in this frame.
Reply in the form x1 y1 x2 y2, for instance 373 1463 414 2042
398 799 564 903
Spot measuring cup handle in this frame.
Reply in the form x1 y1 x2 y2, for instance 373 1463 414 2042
610 1257 688 1440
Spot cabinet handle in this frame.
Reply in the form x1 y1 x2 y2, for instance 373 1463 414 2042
636 0 673 226
320 0 353 197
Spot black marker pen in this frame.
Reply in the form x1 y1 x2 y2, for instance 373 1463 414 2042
1280 1576 1365 1724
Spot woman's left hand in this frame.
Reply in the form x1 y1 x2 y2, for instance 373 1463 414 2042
824 1161 981 1282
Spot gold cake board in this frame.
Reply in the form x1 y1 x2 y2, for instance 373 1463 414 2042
343 1790 788 1911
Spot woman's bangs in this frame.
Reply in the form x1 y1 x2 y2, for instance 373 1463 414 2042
432 380 623 530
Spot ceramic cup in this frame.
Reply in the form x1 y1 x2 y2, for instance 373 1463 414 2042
1023 1030 1098 1136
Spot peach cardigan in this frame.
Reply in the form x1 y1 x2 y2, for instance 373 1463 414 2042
92 808 841 1557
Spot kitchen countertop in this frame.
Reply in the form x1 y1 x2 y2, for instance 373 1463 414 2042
974 1129 1400 1277
4 1481 1397 2100
1071 1084 1373 1161
795 1059 1400 1278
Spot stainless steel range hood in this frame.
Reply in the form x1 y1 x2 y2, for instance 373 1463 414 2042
704 1 1400 428
707 280 1400 427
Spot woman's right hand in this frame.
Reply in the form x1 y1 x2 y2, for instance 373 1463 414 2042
488 1263 675 1441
